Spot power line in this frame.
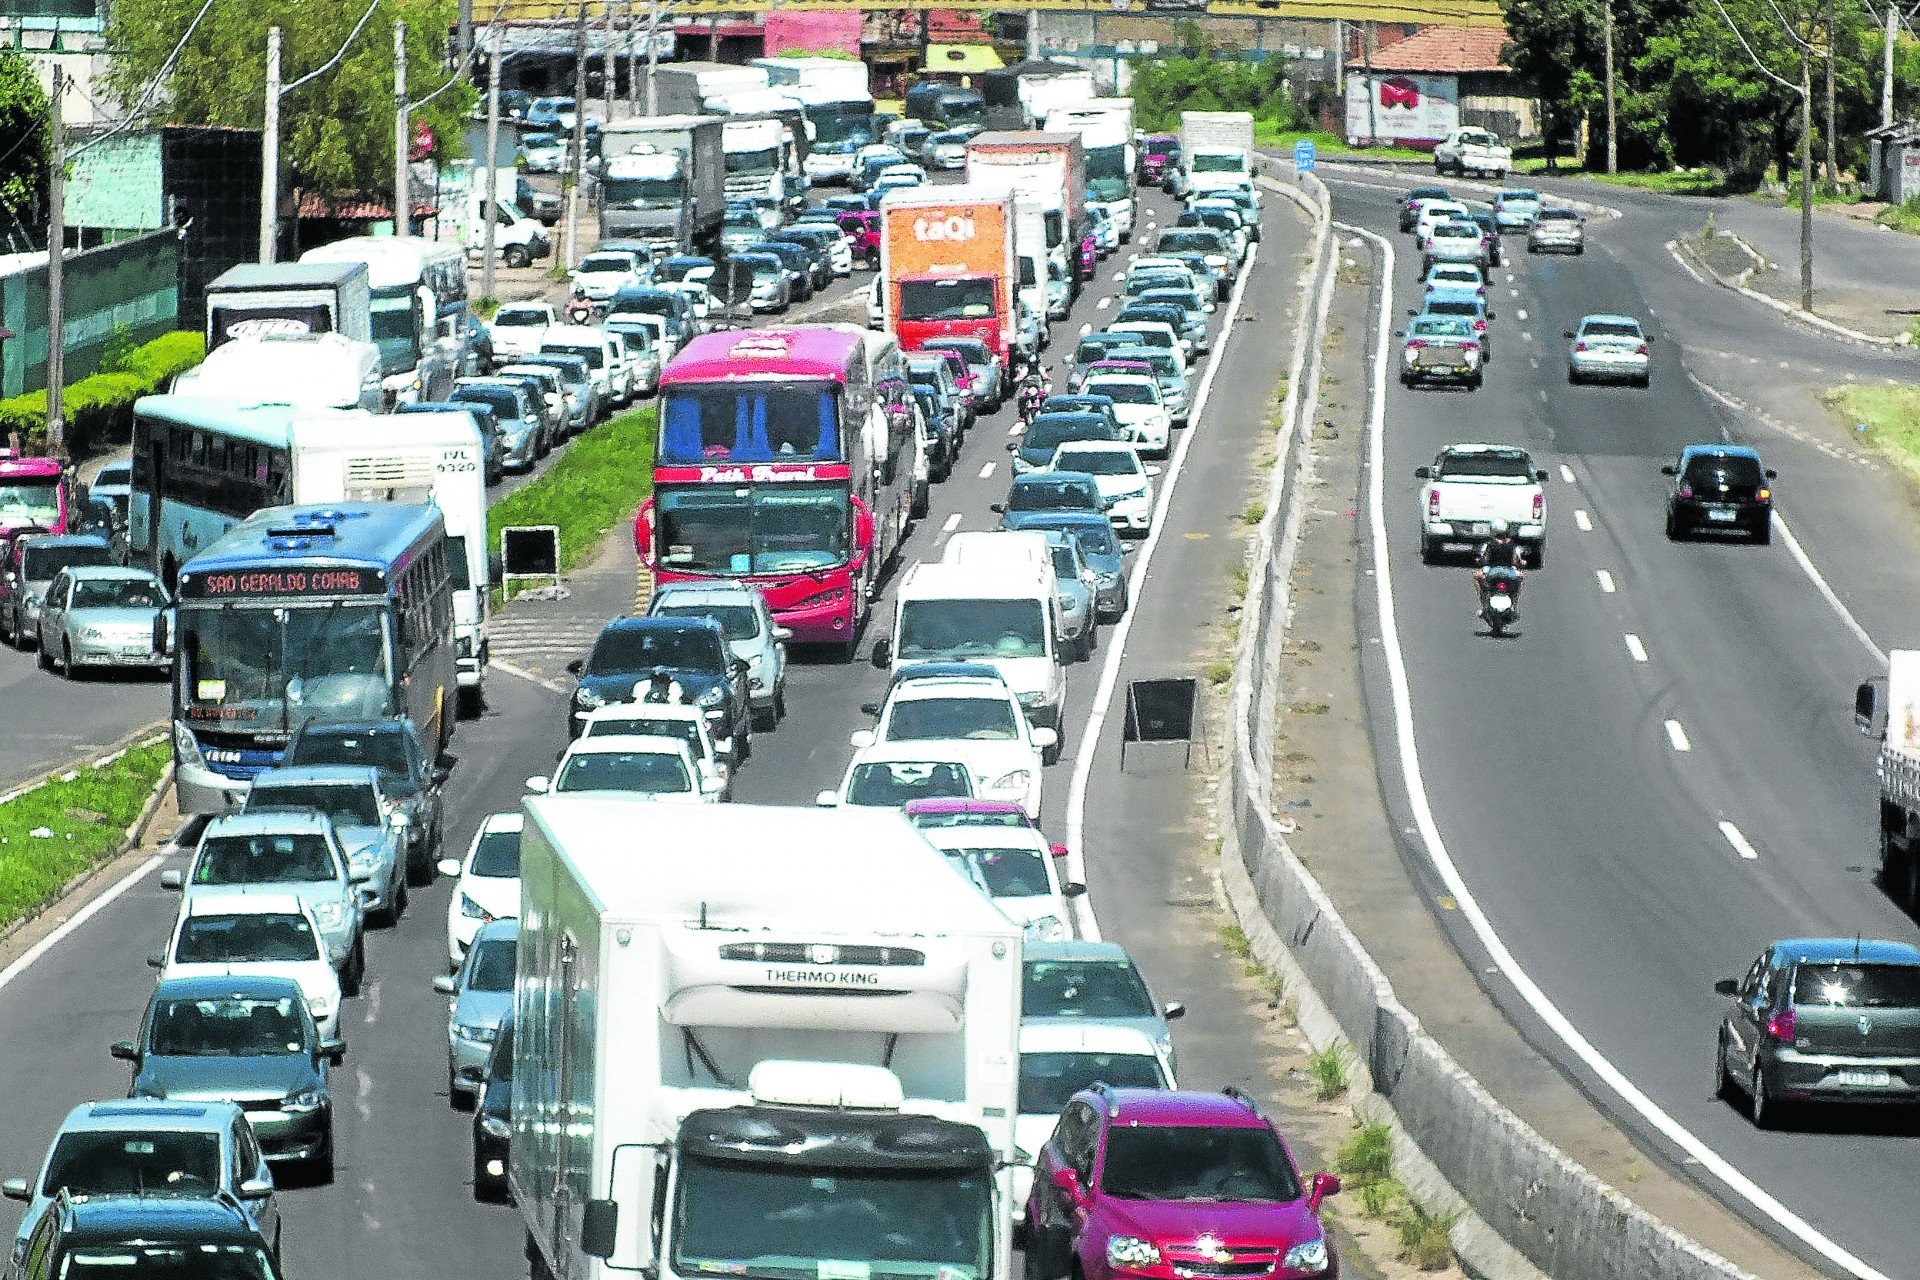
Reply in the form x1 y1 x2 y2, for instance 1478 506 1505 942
284 0 383 94
67 0 219 161
413 0 513 108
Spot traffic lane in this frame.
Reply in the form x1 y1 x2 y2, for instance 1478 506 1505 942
1358 186 1920 1275
0 652 168 791
0 672 561 1279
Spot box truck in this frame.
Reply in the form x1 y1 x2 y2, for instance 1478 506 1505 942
1044 99 1135 241
170 334 384 412
512 800 1022 1280
597 115 726 252
1180 110 1256 197
964 132 1085 291
650 61 770 116
203 262 371 352
880 185 1018 373
298 237 468 404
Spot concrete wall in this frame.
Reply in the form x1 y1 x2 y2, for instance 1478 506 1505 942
0 230 179 398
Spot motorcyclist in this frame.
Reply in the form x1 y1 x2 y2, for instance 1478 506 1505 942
639 665 685 705
1017 369 1051 423
563 287 594 325
1474 520 1525 616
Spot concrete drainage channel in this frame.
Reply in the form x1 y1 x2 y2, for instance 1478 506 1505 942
1226 161 1757 1280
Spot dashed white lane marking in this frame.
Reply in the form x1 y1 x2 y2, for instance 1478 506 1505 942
1720 821 1760 860
1112 271 1125 282
1517 308 1529 321
1079 322 1093 336
1574 509 1593 532
940 512 962 533
1007 421 1023 435
1559 464 1576 483
1529 356 1540 368
1522 332 1533 343
1505 273 1514 284
1596 569 1616 593
1624 632 1647 662
1536 389 1548 403
1510 288 1520 298
1097 296 1111 309
1666 720 1692 752
977 461 996 480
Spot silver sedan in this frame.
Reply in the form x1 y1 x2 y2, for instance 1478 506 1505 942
1566 314 1651 387
36 564 170 677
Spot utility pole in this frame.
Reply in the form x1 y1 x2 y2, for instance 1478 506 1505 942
1884 2 1898 127
645 0 662 115
483 25 502 303
1332 19 1343 98
602 1 616 120
46 66 66 459
458 0 472 59
1027 8 1039 59
626 0 639 113
1800 44 1814 310
568 5 588 270
1362 21 1377 146
1823 0 1836 188
394 20 410 237
1602 0 1617 174
259 26 283 262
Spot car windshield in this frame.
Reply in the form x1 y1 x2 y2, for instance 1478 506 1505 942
1436 452 1533 481
580 254 633 274
288 729 414 786
655 483 851 576
1056 450 1137 477
899 278 997 321
70 578 164 609
1025 417 1108 453
943 844 1051 897
23 543 112 580
1010 479 1098 512
587 626 725 675
176 912 321 965
886 696 1019 741
655 601 761 640
1085 380 1155 407
1500 190 1539 202
555 749 692 795
1427 269 1480 286
60 1243 277 1279
494 308 548 327
1050 545 1079 578
1793 962 1920 1007
247 782 380 828
42 1131 222 1198
1100 1124 1301 1202
1432 223 1478 239
194 833 336 884
467 937 517 991
898 599 1047 661
455 386 526 419
1064 524 1121 562
1423 302 1481 320
0 479 61 525
1537 209 1578 222
1023 958 1155 1018
469 827 522 878
908 807 1030 831
180 600 396 731
1409 319 1472 340
846 760 972 806
1019 1051 1166 1115
1155 231 1219 254
586 715 704 756
149 994 309 1057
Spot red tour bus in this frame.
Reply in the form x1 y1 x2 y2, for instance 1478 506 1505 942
0 451 73 561
635 325 915 659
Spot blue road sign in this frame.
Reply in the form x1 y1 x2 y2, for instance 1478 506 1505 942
1293 138 1316 173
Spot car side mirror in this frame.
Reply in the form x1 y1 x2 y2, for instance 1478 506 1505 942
238 1175 275 1200
320 1038 346 1064
1856 681 1879 734
1405 308 1418 317
1486 309 1497 320
3 1178 31 1202
110 1040 139 1062
731 659 750 676
581 1198 620 1260
1765 468 1778 479
1063 882 1087 897
1660 464 1677 476
433 974 457 995
1713 978 1739 996
1032 727 1058 749
1535 470 1549 482
1307 1172 1342 1211
433 765 452 786
567 658 585 676
525 775 552 795
1049 843 1069 860
389 810 410 830
989 502 1006 514
850 729 876 749
146 950 165 969
772 627 793 643
1562 329 1576 339
438 856 463 879
871 639 892 668
1050 1167 1086 1204
859 702 880 716
1413 466 1432 479
1005 441 1018 452
1147 466 1163 478
1163 1000 1187 1020
152 610 170 656
815 789 840 808
159 869 184 890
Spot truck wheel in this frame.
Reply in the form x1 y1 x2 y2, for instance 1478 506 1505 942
504 245 531 269
1420 535 1440 565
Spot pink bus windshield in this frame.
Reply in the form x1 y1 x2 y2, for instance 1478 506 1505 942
0 474 63 529
659 382 840 465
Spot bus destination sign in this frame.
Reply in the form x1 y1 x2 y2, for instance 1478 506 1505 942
181 567 384 599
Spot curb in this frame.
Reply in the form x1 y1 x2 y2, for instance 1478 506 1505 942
1667 233 1911 352
1305 156 1624 221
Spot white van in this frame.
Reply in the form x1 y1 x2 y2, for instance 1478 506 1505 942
171 332 384 411
874 561 1065 750
540 324 630 407
943 530 1052 577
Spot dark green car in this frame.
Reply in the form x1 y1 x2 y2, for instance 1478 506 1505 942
112 974 345 1181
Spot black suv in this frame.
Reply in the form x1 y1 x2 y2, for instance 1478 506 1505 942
1662 445 1776 544
6 1191 283 1280
567 617 751 763
282 719 448 885
472 1017 513 1201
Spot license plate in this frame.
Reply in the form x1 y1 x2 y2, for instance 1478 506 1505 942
118 646 150 658
1432 365 1458 375
1831 1069 1893 1088
1707 509 1736 522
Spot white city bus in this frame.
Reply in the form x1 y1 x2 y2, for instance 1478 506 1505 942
299 237 468 404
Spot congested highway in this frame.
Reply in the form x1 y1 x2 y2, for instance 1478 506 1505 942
0 173 1357 1280
1333 173 1920 1278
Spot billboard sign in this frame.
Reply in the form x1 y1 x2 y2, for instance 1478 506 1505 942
1344 73 1459 147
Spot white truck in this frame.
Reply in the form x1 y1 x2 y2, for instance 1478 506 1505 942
720 116 792 208
1433 126 1513 179
1017 67 1094 128
441 186 552 269
1857 653 1920 911
753 57 877 182
171 333 384 412
1180 110 1256 198
1044 100 1135 241
970 176 1050 356
512 799 1023 1280
1413 443 1549 565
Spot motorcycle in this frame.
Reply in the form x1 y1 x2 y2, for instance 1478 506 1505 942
1017 382 1048 426
1477 567 1522 637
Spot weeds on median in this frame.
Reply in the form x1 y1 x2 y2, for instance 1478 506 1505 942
1394 1203 1458 1271
1306 1045 1350 1100
488 407 657 599
0 741 170 929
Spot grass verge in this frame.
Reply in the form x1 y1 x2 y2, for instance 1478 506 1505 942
1255 127 1429 164
1878 199 1920 235
1821 384 1920 488
1510 157 1729 195
0 740 169 930
487 406 656 598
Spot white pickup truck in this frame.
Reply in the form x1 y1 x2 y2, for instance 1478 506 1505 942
1433 127 1513 179
1414 443 1549 565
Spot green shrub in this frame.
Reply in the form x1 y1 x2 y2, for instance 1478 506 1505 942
0 329 205 446
1334 1123 1393 1184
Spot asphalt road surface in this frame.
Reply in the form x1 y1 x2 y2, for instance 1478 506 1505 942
1332 175 1920 1280
0 184 1345 1280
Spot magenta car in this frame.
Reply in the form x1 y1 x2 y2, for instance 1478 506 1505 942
1025 1087 1341 1280
1071 358 1155 394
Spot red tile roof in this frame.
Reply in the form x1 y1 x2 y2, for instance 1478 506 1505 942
1347 25 1510 74
296 192 438 221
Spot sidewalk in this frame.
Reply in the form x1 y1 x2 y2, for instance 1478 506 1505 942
483 520 648 691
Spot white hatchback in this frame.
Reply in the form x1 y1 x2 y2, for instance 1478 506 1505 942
819 742 976 811
438 811 523 970
1050 441 1157 534
1081 374 1171 457
856 674 1051 818
152 895 344 1039
922 826 1084 941
527 734 726 804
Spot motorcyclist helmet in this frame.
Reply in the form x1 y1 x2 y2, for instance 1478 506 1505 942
1488 520 1510 537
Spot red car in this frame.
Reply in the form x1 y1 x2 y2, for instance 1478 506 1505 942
835 210 880 266
1025 1087 1341 1279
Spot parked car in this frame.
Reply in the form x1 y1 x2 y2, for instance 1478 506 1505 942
432 917 518 1108
110 974 344 1180
33 565 169 678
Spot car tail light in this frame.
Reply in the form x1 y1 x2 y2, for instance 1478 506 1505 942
1407 339 1429 349
1765 1007 1796 1042
1757 488 1771 502
1574 342 1589 352
1427 488 1440 517
1532 493 1544 520
1477 285 1486 294
1475 320 1488 331
1462 341 1480 352
1679 485 1693 499
1636 343 1650 355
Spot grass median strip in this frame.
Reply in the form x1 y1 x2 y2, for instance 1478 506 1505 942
1823 384 1920 489
487 406 656 597
0 740 170 930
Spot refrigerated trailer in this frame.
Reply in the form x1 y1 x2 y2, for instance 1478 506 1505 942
513 800 1023 1280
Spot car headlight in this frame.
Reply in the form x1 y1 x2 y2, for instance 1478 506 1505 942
459 893 489 920
172 722 204 768
481 1114 512 1139
1024 915 1067 941
1107 1236 1161 1270
1403 347 1420 363
1017 690 1045 707
312 900 345 927
987 769 1031 797
1282 1238 1330 1274
1096 571 1120 588
574 686 604 710
284 1088 326 1114
456 1021 498 1045
348 848 376 876
78 625 104 641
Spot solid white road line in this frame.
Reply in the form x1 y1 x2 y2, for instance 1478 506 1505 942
1665 720 1692 752
1559 464 1576 483
1574 509 1593 532
0 854 165 996
1666 239 1708 286
1007 421 1023 436
1596 569 1616 593
1350 219 1893 1280
1097 297 1111 309
1772 511 1886 664
976 461 996 481
1624 633 1647 662
1720 821 1760 861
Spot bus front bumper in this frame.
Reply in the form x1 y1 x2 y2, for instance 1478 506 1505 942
176 759 251 816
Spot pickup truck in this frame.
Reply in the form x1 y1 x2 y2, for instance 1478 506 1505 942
1414 443 1549 565
1433 128 1513 179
